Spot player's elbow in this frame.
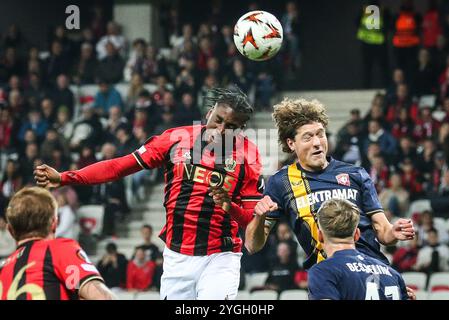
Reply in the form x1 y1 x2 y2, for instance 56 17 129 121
244 241 263 255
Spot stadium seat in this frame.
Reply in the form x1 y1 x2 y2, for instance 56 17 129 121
115 291 136 300
402 272 427 291
245 272 269 291
428 272 449 292
279 289 309 300
135 292 160 300
428 291 449 300
414 290 428 300
249 290 278 300
236 291 251 300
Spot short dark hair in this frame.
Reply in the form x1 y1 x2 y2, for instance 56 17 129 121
106 242 117 253
142 224 153 231
203 86 253 122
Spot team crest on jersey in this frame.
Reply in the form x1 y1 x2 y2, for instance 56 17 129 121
291 179 303 187
336 173 350 186
77 249 92 264
224 157 237 172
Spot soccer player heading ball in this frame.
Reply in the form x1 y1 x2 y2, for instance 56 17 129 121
245 98 415 269
34 87 263 300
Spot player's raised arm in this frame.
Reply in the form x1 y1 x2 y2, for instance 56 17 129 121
245 195 278 254
34 153 142 188
79 279 117 300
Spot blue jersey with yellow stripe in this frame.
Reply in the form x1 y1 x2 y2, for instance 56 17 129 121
265 157 387 269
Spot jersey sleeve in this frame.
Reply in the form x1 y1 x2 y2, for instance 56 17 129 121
359 167 384 216
308 264 341 300
397 274 409 300
51 239 103 295
132 127 184 169
264 173 284 221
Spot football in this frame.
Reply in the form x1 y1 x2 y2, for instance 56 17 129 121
233 10 283 61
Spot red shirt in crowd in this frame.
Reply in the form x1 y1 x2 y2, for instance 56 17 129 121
126 260 156 290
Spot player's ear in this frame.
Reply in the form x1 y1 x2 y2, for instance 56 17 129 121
286 138 296 152
205 104 216 121
50 215 58 234
354 228 361 242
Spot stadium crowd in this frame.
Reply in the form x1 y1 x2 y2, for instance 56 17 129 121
1 0 449 296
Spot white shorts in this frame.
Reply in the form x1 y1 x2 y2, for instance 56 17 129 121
160 246 242 300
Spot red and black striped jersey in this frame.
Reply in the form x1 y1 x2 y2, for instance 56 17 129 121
132 125 263 256
0 238 103 300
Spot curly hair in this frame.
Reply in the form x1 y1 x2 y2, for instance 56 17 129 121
203 86 253 122
272 98 329 153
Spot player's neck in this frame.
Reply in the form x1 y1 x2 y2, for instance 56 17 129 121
17 234 54 247
323 242 356 258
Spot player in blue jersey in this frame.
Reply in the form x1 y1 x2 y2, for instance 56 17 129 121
308 198 409 300
245 98 415 269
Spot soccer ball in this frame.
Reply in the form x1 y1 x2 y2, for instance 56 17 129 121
233 11 283 61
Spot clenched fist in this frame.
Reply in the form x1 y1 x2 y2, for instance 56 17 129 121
254 196 278 217
34 164 62 189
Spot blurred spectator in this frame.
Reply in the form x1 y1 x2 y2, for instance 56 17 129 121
8 89 25 117
385 83 418 123
40 128 70 164
2 24 27 55
412 48 437 97
0 159 22 201
391 0 421 81
281 1 301 72
97 242 128 289
417 210 449 246
70 104 104 151
334 121 363 165
171 23 196 56
175 68 196 99
0 215 15 259
53 107 74 140
413 107 441 141
392 234 419 273
91 143 130 237
73 42 98 85
197 37 214 73
18 109 48 143
153 110 175 135
97 42 125 84
264 242 301 293
152 75 170 106
19 142 39 184
125 73 144 111
416 138 437 181
415 228 449 273
55 192 77 239
174 93 201 126
267 222 298 265
24 72 46 109
379 173 410 216
0 107 18 152
357 2 390 88
255 72 275 110
391 107 414 140
51 74 75 119
399 158 423 200
363 120 397 155
395 136 417 164
135 224 163 289
227 59 253 95
368 155 390 192
362 95 387 133
105 106 128 141
126 246 157 291
142 45 168 83
44 40 71 84
0 47 24 83
96 21 127 60
124 39 147 82
386 68 406 100
40 98 57 126
421 0 442 52
93 80 123 115
115 125 137 157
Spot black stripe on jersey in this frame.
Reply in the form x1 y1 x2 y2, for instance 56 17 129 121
13 241 33 300
193 192 215 255
132 151 150 169
43 247 61 300
169 129 204 252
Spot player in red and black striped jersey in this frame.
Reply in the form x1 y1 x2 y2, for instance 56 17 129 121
34 87 263 300
0 187 115 300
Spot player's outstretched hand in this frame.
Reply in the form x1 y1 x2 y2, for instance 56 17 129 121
254 196 278 217
209 186 231 212
406 286 416 300
34 164 62 189
392 218 415 241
